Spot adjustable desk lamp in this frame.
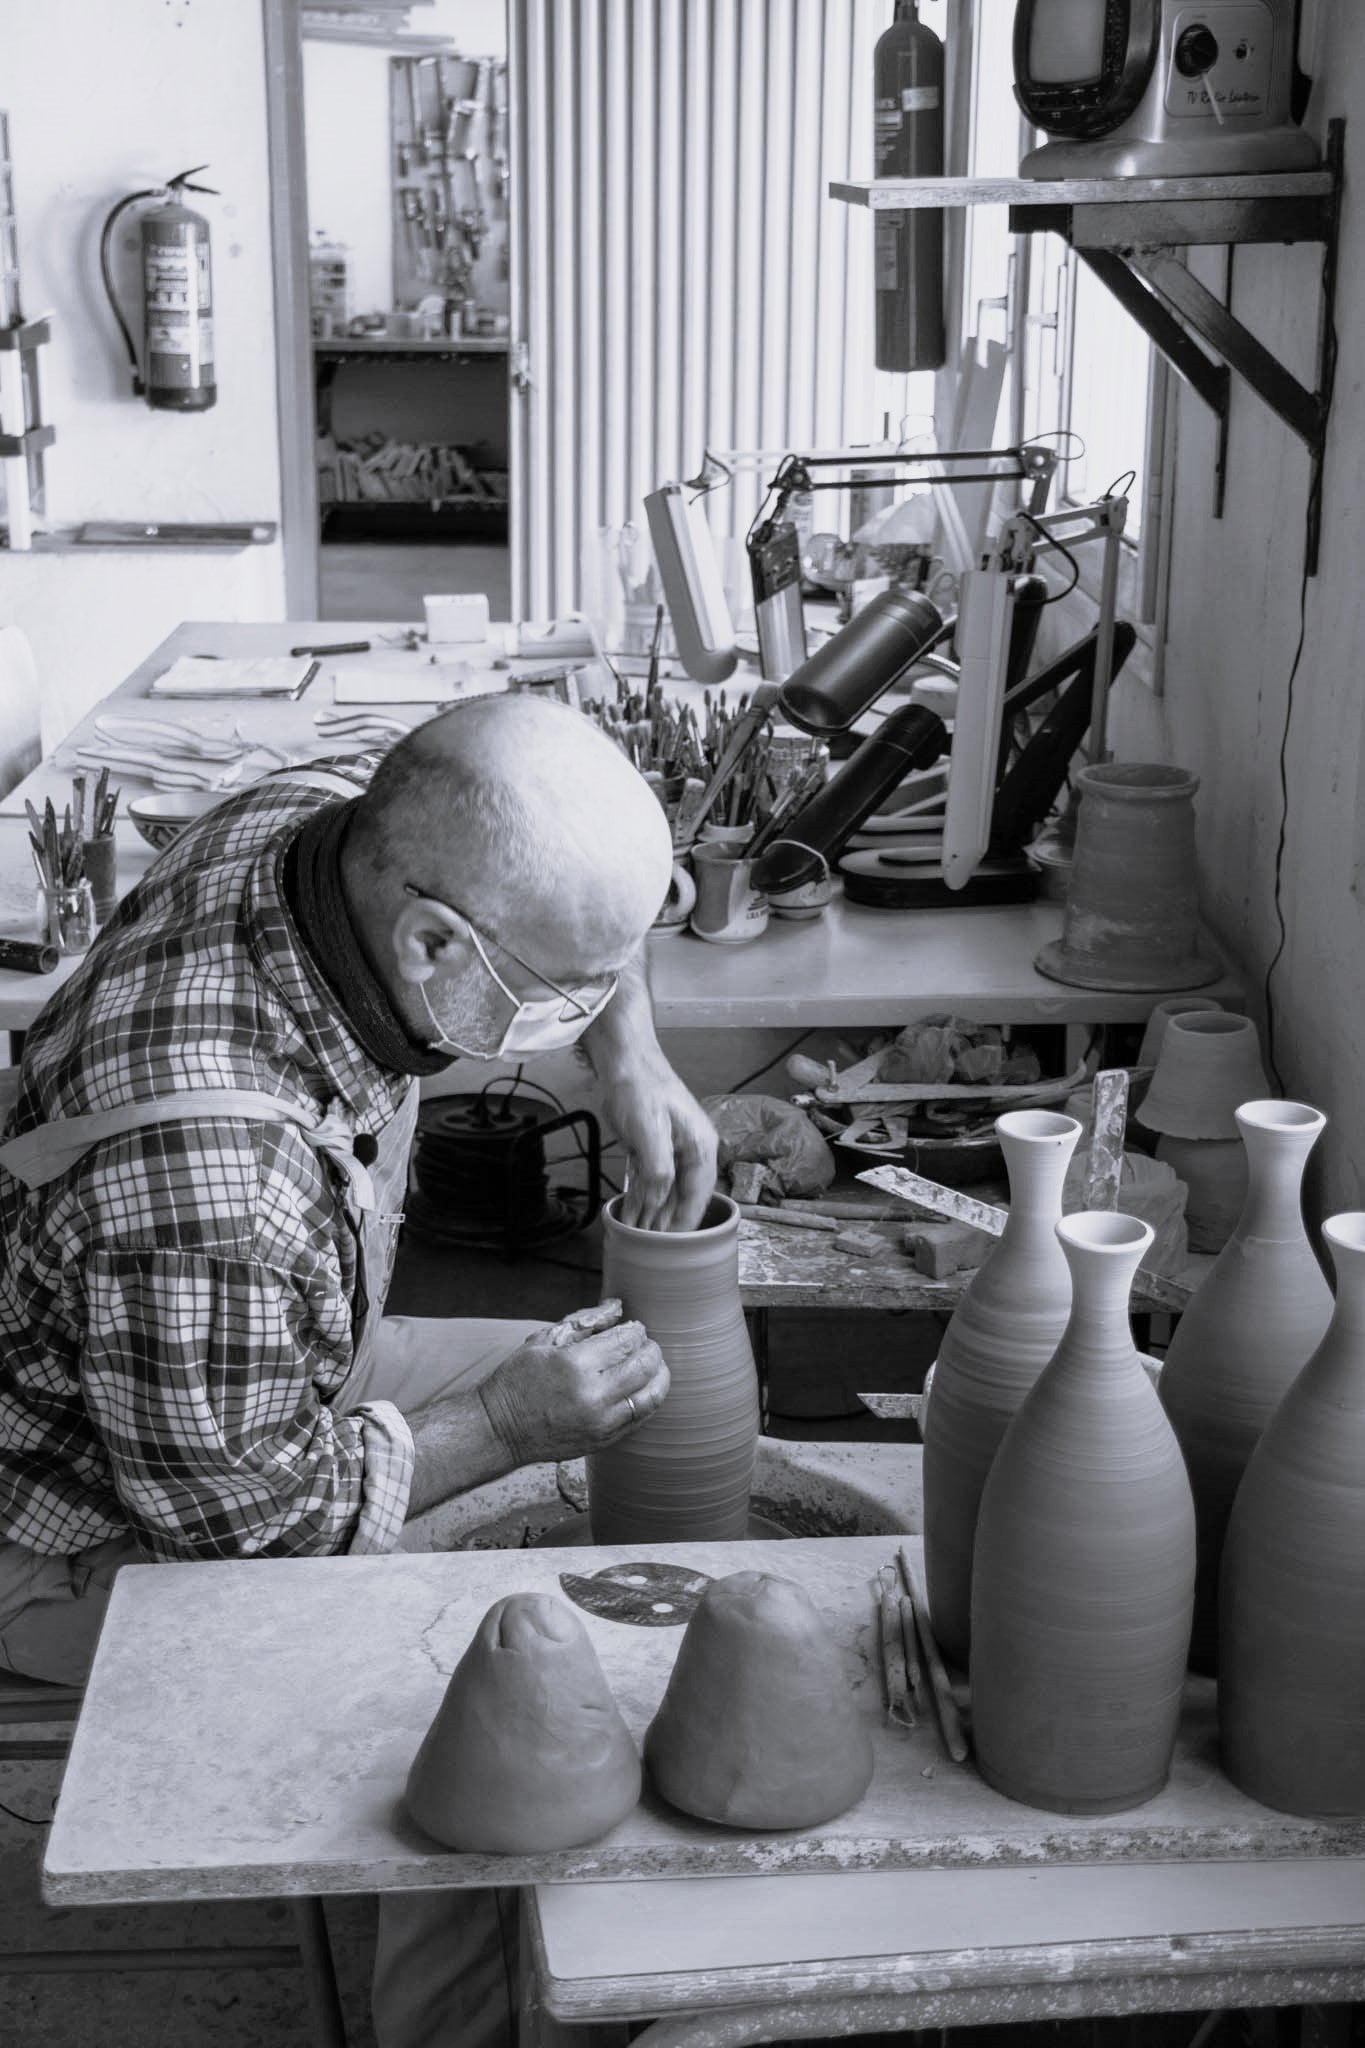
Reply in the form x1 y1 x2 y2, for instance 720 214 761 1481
752 478 1132 907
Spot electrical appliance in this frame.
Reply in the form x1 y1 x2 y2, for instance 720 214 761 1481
1013 0 1316 179
99 166 218 411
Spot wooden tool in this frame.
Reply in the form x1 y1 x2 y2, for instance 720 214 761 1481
897 1546 970 1764
1085 1069 1129 1210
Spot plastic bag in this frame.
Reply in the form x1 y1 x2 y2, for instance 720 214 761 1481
705 1093 837 1197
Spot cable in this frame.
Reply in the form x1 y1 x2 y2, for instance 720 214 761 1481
723 1030 817 1097
1016 511 1082 604
1261 231 1338 1095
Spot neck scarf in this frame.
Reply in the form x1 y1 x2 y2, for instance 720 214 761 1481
283 799 451 1078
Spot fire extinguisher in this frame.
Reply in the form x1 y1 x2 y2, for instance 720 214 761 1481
873 2 946 373
99 166 218 411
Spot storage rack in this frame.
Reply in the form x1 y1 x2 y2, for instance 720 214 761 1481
831 118 1344 574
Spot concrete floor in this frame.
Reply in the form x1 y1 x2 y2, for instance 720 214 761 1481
318 540 512 624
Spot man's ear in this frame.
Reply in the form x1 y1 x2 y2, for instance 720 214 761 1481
391 895 470 986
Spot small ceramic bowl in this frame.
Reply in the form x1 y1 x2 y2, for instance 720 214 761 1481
126 790 227 850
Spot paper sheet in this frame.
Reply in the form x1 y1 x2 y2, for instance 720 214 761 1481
330 663 498 704
148 656 318 699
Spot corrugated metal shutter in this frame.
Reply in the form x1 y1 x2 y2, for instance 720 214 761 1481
507 0 936 621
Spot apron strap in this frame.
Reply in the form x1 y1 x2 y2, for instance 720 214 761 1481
0 1088 376 1211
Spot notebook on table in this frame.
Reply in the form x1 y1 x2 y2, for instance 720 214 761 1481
148 656 320 699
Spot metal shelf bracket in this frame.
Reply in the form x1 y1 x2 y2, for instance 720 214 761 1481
1008 119 1344 575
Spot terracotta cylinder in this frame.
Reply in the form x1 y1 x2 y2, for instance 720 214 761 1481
971 1211 1196 1815
1135 996 1226 1072
1137 1012 1270 1140
587 1194 760 1543
922 1109 1081 1670
1219 1212 1365 1818
1034 762 1219 993
1158 1100 1333 1675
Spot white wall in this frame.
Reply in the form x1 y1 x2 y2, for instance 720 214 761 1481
0 0 286 742
303 40 396 319
1107 4 1365 1214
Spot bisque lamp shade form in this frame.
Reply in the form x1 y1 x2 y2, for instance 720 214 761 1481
644 1570 875 1829
587 1194 760 1544
1035 763 1221 993
1158 1100 1333 1675
922 1109 1082 1670
1219 1212 1365 1819
1136 1012 1271 1139
403 1592 641 1852
970 1212 1196 1815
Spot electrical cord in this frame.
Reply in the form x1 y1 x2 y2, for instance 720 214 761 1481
723 1030 817 1096
1015 511 1082 604
1261 232 1338 1095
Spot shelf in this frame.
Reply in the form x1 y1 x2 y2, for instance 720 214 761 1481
313 336 508 358
319 500 507 542
831 126 1344 575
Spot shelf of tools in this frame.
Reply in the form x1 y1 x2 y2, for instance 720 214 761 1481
313 50 510 541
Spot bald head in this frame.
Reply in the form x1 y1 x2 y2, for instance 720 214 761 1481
346 693 673 977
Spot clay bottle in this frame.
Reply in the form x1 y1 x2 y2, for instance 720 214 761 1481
1158 1099 1332 1674
921 1108 1081 1668
587 1193 759 1543
1219 1211 1365 1819
971 1211 1195 1815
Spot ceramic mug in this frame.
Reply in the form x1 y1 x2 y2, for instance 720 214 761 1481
653 858 698 934
763 842 835 921
690 843 769 946
698 820 754 852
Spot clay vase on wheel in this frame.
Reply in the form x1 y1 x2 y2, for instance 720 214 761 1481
587 1194 760 1543
1158 1100 1333 1675
1219 1211 1365 1819
970 1212 1196 1815
921 1109 1081 1670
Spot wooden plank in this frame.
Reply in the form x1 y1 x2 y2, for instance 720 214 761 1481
829 170 1335 211
1084 1070 1129 1211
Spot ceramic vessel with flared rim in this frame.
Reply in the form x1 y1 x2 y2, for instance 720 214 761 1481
970 1210 1196 1816
921 1108 1082 1670
1136 1012 1270 1140
587 1193 760 1543
1219 1212 1365 1819
1135 995 1225 1073
1158 1099 1333 1675
1153 1131 1248 1254
1035 762 1220 993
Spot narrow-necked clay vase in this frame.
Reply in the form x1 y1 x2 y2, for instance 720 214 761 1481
1218 1210 1365 1819
587 1193 760 1543
971 1212 1195 1815
1158 1099 1333 1675
644 1570 874 1828
921 1109 1082 1669
404 1592 641 1852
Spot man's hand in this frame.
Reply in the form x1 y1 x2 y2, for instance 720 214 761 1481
610 1059 717 1232
580 950 717 1231
478 1313 669 1468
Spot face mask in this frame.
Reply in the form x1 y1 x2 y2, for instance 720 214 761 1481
416 977 600 1061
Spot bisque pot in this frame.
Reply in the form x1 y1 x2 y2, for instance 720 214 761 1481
587 1194 760 1543
1219 1212 1365 1819
1158 1100 1333 1674
922 1109 1081 1670
970 1211 1196 1815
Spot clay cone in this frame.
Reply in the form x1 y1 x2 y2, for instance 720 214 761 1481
644 1570 874 1828
1135 996 1225 1072
1219 1212 1365 1818
404 1592 641 1852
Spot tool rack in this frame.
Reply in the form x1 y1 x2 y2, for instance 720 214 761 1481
831 117 1344 575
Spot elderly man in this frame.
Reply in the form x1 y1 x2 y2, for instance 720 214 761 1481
0 692 718 2047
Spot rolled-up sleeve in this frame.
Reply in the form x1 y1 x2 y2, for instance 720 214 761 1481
80 1249 414 1559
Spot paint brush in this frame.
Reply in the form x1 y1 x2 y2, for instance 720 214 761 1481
897 1544 970 1763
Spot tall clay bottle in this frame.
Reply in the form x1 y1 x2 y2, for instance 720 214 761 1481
587 1194 759 1543
971 1212 1196 1814
922 1108 1081 1667
1219 1211 1365 1819
1158 1099 1333 1674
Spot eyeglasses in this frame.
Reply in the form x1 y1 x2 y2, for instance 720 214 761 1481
402 882 619 1026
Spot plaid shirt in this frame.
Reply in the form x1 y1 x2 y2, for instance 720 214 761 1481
0 771 417 1563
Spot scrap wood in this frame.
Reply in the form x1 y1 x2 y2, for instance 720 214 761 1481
1085 1068 1130 1210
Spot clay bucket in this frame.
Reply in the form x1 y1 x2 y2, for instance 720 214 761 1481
1137 1011 1271 1140
1035 762 1220 993
587 1193 760 1543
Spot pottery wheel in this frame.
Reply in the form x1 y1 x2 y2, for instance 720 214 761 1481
535 1511 790 1554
